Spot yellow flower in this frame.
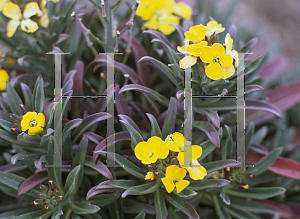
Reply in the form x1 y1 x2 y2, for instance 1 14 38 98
200 43 233 80
136 0 192 35
134 136 169 164
21 112 45 135
161 165 190 193
225 33 239 67
3 2 40 37
0 0 9 12
179 159 207 180
145 172 155 180
38 0 50 27
204 21 225 37
0 67 9 91
165 132 202 163
184 25 207 43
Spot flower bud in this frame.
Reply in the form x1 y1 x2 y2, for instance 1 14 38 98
224 167 231 179
51 199 58 206
236 177 241 185
155 169 164 177
245 172 255 179
40 184 48 193
9 113 20 121
32 199 44 208
53 188 59 196
48 180 57 190
44 203 53 211
170 157 178 165
238 183 249 190
57 195 64 202
228 176 234 183
47 189 53 196
37 193 47 199
19 104 29 115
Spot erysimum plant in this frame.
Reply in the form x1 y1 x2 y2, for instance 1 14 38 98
0 0 299 218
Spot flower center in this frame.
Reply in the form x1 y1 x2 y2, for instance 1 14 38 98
213 56 221 63
30 119 37 127
154 10 166 19
148 152 154 158
179 145 185 152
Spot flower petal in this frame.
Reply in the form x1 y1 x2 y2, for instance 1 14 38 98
166 141 181 152
211 43 225 57
165 165 178 179
161 178 175 193
37 113 46 127
158 14 179 35
6 19 20 37
148 136 169 159
230 50 239 67
222 65 235 79
205 63 223 80
172 132 185 146
188 145 203 159
0 69 9 91
134 142 149 161
179 56 197 69
20 19 39 33
184 25 206 42
189 165 207 180
136 2 155 20
225 33 233 53
23 2 40 19
175 180 190 193
200 47 213 63
173 2 192 20
144 15 158 30
39 13 49 27
28 126 43 135
0 0 10 12
220 53 233 68
3 2 22 20
173 167 187 181
205 21 225 37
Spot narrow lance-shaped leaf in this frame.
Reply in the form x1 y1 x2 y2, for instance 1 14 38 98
6 82 23 115
187 179 231 191
146 113 162 138
203 159 240 173
213 195 232 219
193 121 220 148
222 125 234 160
162 97 177 139
63 165 81 200
32 75 45 114
14 209 54 219
227 187 286 199
154 189 168 219
18 172 48 196
119 119 144 149
71 201 100 214
121 182 160 198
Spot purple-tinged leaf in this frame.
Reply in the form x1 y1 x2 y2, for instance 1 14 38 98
118 114 142 136
10 74 38 87
176 90 184 100
164 192 200 219
170 24 185 43
122 34 150 87
239 38 258 54
11 154 39 165
83 132 104 144
18 172 48 195
62 79 74 95
96 180 142 190
115 85 131 117
86 54 146 86
130 101 148 124
34 155 46 170
258 56 289 85
17 55 33 66
63 118 82 136
121 182 160 198
255 200 294 218
85 159 113 180
119 84 169 107
228 24 237 40
86 186 116 200
49 46 63 53
245 99 282 124
63 70 77 86
93 131 131 162
0 163 27 173
52 34 71 46
194 121 220 148
72 200 100 214
244 85 264 94
143 30 172 47
188 179 231 191
72 112 111 143
71 61 84 113
203 159 241 173
20 82 33 110
205 111 220 128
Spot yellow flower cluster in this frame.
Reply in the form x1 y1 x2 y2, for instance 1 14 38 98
136 0 192 35
1 0 59 37
178 21 239 80
134 132 207 194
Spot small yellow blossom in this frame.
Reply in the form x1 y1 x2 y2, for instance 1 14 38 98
0 0 9 12
0 67 9 91
184 25 207 44
165 132 202 163
136 0 192 35
134 136 169 164
38 0 50 27
161 165 190 193
204 21 225 37
145 172 155 180
179 159 207 180
200 43 233 80
3 2 40 37
21 112 45 135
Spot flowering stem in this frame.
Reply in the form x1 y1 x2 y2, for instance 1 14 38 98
122 0 140 63
105 0 114 52
114 30 121 53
